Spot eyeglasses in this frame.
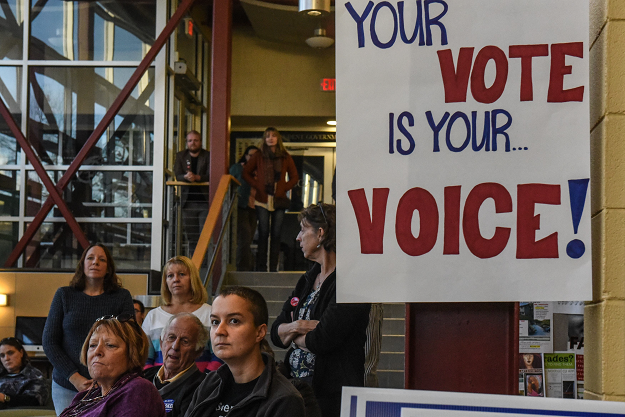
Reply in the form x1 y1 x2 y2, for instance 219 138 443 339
319 203 328 225
96 313 136 323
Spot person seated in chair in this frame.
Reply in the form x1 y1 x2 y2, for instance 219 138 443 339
184 286 305 417
144 313 209 417
0 337 49 409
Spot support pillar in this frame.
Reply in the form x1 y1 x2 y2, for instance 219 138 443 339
585 0 625 401
209 0 232 203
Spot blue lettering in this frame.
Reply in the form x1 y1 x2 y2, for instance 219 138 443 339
345 0 447 49
398 1 425 45
472 111 490 151
397 111 416 155
445 111 470 152
370 2 398 49
491 109 512 152
345 1 374 48
425 0 448 46
426 110 449 152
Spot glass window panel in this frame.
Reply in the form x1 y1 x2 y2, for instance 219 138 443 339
28 66 154 165
0 0 23 60
0 222 18 265
0 170 20 216
25 222 151 269
0 66 22 164
26 170 152 218
29 0 155 61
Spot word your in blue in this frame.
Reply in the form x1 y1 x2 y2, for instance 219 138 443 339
345 0 449 49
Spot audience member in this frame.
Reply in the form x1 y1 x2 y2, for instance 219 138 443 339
174 130 210 254
0 337 48 408
243 127 299 272
229 145 260 271
59 314 165 416
142 256 220 372
134 299 146 326
144 313 208 417
43 244 134 415
184 286 305 417
271 204 370 417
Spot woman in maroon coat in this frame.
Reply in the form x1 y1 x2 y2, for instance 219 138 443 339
243 127 299 272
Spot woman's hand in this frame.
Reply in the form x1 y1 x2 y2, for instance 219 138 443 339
277 320 319 346
69 372 94 392
0 392 6 403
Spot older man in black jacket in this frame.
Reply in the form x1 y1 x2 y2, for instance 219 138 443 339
144 313 208 417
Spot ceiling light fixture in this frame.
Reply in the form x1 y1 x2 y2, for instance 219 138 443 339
299 0 331 16
306 28 334 49
327 120 337 126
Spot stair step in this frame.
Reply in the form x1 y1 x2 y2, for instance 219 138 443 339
225 271 304 287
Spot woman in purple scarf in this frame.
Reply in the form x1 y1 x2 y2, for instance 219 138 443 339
59 314 165 417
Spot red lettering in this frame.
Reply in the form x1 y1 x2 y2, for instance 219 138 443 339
348 188 389 254
547 42 584 102
396 188 438 256
470 46 508 104
516 183 560 258
437 48 474 103
443 185 461 254
463 183 512 258
509 44 549 101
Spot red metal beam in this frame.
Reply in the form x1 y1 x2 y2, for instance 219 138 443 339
209 0 232 204
4 0 198 267
0 97 90 250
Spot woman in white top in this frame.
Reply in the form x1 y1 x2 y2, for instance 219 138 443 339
142 256 221 372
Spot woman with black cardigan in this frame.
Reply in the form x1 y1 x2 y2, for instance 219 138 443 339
270 203 370 417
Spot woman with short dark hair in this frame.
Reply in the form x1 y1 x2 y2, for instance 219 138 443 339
0 337 48 408
43 243 134 414
60 314 165 416
271 203 371 417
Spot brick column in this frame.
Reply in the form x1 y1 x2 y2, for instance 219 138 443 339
586 0 625 401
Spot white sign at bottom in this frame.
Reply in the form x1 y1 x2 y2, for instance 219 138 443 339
341 387 625 417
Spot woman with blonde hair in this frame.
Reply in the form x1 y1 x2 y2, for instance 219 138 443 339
142 256 220 371
60 314 165 416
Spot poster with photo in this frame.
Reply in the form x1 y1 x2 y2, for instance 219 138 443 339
544 353 576 398
525 373 544 397
519 302 553 352
519 353 543 396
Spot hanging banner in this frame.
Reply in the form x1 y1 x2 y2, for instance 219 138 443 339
336 0 591 302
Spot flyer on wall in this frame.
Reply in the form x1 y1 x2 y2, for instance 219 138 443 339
519 302 553 353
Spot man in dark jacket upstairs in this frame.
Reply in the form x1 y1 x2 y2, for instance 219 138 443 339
184 286 304 417
144 313 208 417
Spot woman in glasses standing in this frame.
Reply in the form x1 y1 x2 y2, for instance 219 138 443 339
43 244 134 415
270 204 371 417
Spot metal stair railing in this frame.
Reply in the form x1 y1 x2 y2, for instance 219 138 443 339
190 174 240 294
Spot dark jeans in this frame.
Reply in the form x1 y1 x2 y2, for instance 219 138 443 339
255 206 285 272
183 201 209 256
236 207 258 271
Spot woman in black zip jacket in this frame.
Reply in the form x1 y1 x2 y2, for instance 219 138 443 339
270 203 370 417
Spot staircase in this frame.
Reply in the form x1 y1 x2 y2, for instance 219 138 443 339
222 271 405 389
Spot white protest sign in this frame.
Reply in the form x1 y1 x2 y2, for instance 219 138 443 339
336 0 590 302
341 387 625 417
